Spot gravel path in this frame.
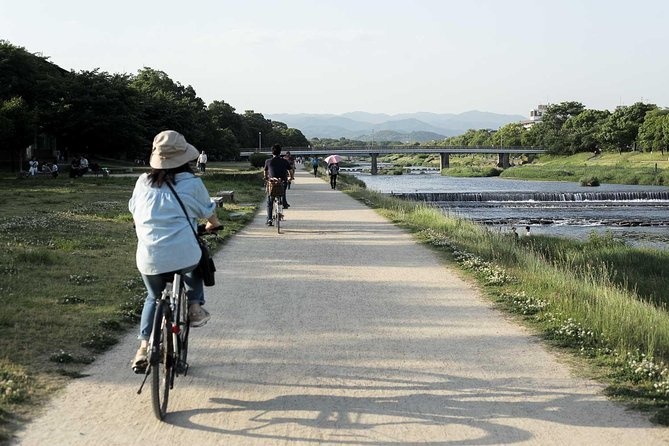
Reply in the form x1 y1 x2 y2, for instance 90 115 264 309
15 169 669 445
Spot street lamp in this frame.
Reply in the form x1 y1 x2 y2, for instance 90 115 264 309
258 132 262 152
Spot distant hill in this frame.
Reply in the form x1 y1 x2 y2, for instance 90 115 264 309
268 111 526 142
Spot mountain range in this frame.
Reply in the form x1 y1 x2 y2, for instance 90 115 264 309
267 111 526 142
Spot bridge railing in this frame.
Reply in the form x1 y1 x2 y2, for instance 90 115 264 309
239 145 547 157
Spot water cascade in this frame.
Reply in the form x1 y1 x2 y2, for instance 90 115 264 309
393 191 669 202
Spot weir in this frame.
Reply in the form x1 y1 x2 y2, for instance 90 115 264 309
393 191 669 202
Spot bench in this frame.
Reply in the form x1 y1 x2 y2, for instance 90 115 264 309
212 190 235 207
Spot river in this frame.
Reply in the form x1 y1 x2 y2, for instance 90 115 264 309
346 170 669 250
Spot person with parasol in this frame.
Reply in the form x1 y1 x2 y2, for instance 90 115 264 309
324 154 342 189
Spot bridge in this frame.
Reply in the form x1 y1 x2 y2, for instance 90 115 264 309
239 145 547 174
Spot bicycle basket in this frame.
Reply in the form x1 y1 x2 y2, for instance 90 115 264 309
267 181 284 197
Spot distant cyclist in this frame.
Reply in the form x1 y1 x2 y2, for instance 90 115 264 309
264 144 291 226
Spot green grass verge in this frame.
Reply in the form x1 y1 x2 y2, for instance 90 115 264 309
341 178 669 422
501 152 669 186
0 165 265 442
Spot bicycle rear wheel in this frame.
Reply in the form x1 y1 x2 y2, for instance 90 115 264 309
274 198 281 233
150 301 173 420
176 281 190 375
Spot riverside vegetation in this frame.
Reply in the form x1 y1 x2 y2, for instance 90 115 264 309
332 170 669 424
377 151 669 186
0 164 266 443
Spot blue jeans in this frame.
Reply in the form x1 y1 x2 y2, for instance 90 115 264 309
138 264 203 341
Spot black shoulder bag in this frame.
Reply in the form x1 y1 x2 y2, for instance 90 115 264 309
166 182 216 286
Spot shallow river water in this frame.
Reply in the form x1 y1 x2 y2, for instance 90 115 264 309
348 171 669 250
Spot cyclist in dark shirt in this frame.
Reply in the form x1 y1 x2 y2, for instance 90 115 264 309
264 144 291 225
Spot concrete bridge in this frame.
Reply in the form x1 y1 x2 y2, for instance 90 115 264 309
239 145 547 174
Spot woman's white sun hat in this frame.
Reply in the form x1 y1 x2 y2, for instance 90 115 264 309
150 130 199 169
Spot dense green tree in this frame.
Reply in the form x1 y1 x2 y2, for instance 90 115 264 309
440 129 494 146
531 101 586 153
0 41 69 167
130 67 209 152
637 108 669 154
239 110 274 148
0 96 33 168
493 123 525 147
52 70 143 158
600 102 656 151
562 109 610 154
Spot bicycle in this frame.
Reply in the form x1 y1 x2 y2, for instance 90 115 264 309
136 225 222 420
266 177 285 234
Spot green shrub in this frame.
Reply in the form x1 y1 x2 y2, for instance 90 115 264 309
580 176 600 186
249 153 270 168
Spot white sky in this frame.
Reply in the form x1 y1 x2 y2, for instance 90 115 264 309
1 0 667 116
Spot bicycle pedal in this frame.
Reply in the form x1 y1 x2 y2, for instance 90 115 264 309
176 361 189 375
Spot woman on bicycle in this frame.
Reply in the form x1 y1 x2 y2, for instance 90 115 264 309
129 130 222 372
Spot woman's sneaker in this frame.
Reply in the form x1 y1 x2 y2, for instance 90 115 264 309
189 304 211 327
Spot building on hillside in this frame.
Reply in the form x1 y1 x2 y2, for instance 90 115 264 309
521 104 548 128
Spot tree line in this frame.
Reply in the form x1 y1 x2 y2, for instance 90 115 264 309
441 101 668 154
0 41 309 169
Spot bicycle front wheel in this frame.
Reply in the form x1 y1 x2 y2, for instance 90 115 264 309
150 301 173 420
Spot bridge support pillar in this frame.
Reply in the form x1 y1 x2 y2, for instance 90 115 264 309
498 153 510 168
370 153 379 175
440 153 450 170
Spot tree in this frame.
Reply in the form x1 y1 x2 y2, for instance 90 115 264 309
0 96 33 169
533 101 586 153
52 70 143 158
493 123 525 147
0 41 69 168
600 102 656 152
130 68 209 152
637 108 669 154
562 109 610 154
239 110 274 148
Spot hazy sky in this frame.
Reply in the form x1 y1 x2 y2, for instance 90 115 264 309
2 0 667 116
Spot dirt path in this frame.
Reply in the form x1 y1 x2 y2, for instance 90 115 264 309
15 169 669 445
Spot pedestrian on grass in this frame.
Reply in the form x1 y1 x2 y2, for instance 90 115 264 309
28 158 39 176
197 150 208 173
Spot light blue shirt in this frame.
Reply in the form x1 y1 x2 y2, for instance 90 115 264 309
129 172 216 275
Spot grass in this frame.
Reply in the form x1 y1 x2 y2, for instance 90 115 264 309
0 163 265 443
501 152 669 185
377 151 669 184
340 177 669 421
